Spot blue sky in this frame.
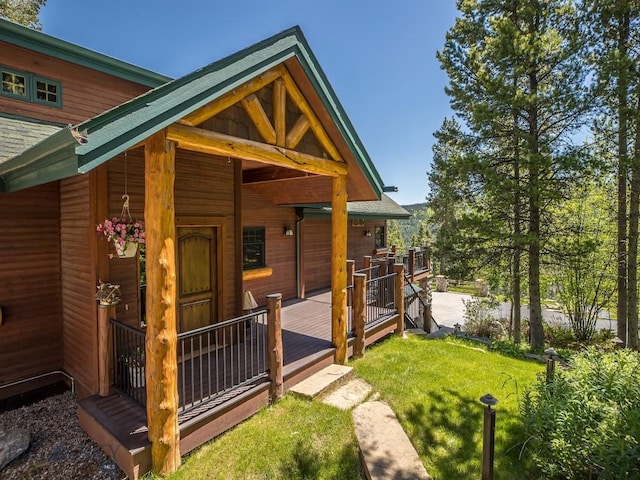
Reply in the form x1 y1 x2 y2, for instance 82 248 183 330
40 1 457 205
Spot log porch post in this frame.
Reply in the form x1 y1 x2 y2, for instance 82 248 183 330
144 129 180 475
267 294 284 403
331 175 348 364
394 263 405 337
353 273 366 358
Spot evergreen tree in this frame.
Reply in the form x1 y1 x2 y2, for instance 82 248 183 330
438 0 591 348
0 0 46 30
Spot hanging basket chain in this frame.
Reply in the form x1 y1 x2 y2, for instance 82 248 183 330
121 194 132 223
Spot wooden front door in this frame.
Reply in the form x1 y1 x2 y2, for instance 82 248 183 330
177 226 218 333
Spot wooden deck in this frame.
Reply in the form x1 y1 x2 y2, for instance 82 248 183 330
79 291 331 479
79 290 398 479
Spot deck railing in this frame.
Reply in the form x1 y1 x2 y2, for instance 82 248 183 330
111 310 271 413
177 310 269 414
112 319 147 407
365 272 397 328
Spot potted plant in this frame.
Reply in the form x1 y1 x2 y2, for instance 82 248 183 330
95 282 121 305
96 216 145 259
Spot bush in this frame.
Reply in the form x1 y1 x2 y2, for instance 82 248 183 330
521 348 640 479
462 295 506 340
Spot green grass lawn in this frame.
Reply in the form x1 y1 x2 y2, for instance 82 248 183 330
162 396 362 480
152 336 542 479
352 335 544 479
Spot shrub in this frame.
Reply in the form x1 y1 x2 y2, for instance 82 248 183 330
462 295 506 340
521 348 640 479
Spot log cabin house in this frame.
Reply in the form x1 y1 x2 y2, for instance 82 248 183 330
0 19 429 477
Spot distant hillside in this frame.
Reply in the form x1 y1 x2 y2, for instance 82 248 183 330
396 203 428 246
402 202 427 213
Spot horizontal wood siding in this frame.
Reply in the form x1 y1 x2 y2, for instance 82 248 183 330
347 220 384 270
302 219 331 293
0 42 151 125
242 186 297 304
60 175 99 397
303 218 384 292
105 149 237 326
0 183 62 395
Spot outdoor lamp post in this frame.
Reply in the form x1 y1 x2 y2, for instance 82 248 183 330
480 393 498 480
544 347 557 384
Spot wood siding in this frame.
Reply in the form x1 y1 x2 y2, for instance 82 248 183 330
0 42 151 126
303 218 383 293
104 149 238 327
242 187 297 305
0 183 62 397
60 175 99 397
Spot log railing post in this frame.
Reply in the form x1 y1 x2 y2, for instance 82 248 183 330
394 263 405 337
97 304 116 396
347 260 355 287
408 248 416 283
353 273 366 358
363 255 372 280
267 293 283 403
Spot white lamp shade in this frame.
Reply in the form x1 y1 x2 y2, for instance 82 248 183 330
243 290 258 310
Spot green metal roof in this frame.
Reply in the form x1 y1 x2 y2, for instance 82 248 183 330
303 194 411 220
0 26 384 197
0 18 170 87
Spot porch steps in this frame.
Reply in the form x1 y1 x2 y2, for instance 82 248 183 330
288 364 353 400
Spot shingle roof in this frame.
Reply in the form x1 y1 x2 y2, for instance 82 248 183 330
0 115 63 164
302 194 411 219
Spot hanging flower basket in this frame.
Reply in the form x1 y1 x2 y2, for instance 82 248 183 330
96 195 145 259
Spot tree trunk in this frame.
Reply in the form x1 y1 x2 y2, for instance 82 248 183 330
617 7 630 344
627 91 640 349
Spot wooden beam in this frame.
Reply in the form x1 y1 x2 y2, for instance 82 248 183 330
144 129 180 476
167 123 347 177
331 175 348 364
281 71 342 162
267 293 284 403
181 68 283 126
243 166 314 184
285 114 310 149
273 78 286 147
394 263 405 337
241 94 276 144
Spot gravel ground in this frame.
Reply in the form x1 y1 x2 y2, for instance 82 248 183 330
0 391 125 480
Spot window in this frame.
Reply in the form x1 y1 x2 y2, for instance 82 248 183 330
243 227 265 270
0 66 61 108
374 226 385 249
34 77 60 105
2 69 27 99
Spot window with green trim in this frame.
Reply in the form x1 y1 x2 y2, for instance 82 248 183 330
2 69 27 98
0 66 61 108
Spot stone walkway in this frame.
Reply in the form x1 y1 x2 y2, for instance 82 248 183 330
290 362 432 480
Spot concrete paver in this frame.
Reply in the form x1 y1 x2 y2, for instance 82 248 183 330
288 364 353 399
320 377 372 410
352 401 431 480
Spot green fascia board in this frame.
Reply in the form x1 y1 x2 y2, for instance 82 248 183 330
0 126 80 192
2 26 384 196
0 18 170 87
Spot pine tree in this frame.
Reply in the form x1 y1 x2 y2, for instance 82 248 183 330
0 0 47 30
